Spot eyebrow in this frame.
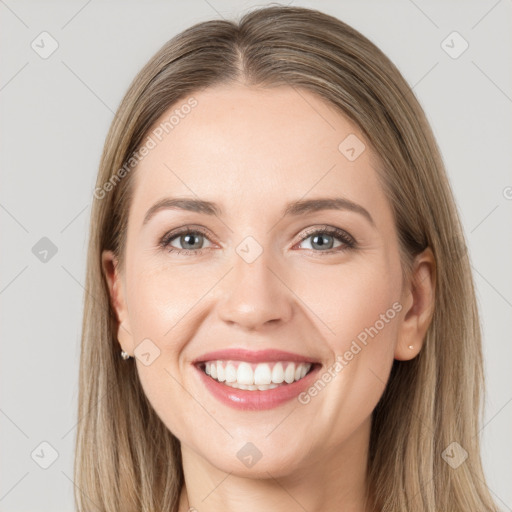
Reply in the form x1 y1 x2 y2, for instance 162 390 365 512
142 196 375 227
143 198 221 225
282 197 375 226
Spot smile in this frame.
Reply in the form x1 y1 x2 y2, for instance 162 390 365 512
193 349 321 410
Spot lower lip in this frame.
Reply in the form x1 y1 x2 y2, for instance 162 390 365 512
195 364 321 411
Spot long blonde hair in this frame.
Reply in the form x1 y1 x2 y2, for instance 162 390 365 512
75 6 500 511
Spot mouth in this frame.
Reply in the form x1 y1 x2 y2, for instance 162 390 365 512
192 349 321 410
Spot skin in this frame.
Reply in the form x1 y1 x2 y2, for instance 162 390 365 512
103 83 435 512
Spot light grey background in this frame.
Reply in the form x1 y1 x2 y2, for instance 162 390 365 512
1 1 511 510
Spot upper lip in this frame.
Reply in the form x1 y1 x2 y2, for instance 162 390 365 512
193 348 319 364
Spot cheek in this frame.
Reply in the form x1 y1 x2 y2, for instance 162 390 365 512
299 260 401 426
292 255 401 416
291 254 402 354
126 260 218 350
124 265 204 437
333 280 400 359
123 262 224 437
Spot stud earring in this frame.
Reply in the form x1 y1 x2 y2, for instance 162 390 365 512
120 350 132 360
408 345 414 350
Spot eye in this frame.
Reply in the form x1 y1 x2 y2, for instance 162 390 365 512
159 226 214 255
295 226 356 254
159 224 356 256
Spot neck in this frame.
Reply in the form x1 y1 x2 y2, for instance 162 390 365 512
178 417 372 512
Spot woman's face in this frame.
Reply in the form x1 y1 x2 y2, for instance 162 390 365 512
104 84 430 478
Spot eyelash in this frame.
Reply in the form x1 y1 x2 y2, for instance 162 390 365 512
159 225 357 256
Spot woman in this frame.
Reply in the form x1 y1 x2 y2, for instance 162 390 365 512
75 5 500 511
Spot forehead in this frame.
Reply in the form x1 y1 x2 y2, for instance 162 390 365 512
128 84 387 225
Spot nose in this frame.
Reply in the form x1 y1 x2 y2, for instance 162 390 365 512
216 248 294 332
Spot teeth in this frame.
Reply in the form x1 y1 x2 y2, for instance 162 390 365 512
216 362 225 382
225 363 237 383
254 363 272 385
237 362 253 385
223 381 280 391
271 362 285 383
203 360 312 388
284 363 295 384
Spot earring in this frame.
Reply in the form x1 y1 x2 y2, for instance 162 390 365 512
408 345 414 350
120 350 132 360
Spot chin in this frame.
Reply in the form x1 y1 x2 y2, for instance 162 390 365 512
195 438 311 479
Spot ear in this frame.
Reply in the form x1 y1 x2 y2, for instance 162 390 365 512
395 247 436 361
101 250 134 355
